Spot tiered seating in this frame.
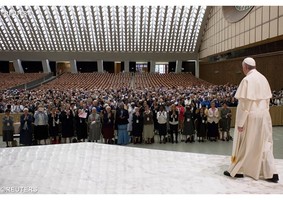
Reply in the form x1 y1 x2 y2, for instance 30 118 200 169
0 73 47 90
38 72 212 91
39 72 132 90
134 72 212 89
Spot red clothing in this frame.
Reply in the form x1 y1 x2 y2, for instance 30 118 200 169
177 105 185 121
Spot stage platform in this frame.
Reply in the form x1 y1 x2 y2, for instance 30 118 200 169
0 143 282 194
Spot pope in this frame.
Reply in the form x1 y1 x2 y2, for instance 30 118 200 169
224 57 279 183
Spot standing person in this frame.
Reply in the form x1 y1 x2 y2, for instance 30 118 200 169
48 107 60 144
88 107 101 142
19 108 33 146
195 107 207 142
76 109 88 142
183 105 195 143
91 100 102 113
224 57 279 183
151 101 159 134
60 104 74 143
2 109 14 147
168 104 179 143
34 105 49 145
132 107 144 144
127 102 135 143
176 101 185 135
70 102 77 140
143 104 154 144
115 102 129 145
207 101 219 141
101 106 115 144
219 102 232 141
157 105 167 144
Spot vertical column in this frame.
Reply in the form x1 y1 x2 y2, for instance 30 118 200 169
124 60 129 72
70 60 78 73
195 60 199 78
97 60 103 72
42 59 51 73
13 59 24 73
175 60 182 73
150 60 156 73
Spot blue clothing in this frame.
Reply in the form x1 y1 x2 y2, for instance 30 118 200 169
201 100 210 108
95 106 102 113
20 114 33 145
117 124 129 145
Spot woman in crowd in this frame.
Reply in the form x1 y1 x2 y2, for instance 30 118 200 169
76 109 88 142
34 105 49 145
48 107 60 144
127 102 135 143
195 107 207 142
115 102 129 145
143 104 154 144
60 103 75 143
157 105 167 144
183 104 195 143
151 101 159 134
168 103 179 143
101 105 115 144
207 101 220 141
176 101 185 135
219 102 232 141
2 109 14 147
20 108 33 146
132 107 144 144
88 107 101 142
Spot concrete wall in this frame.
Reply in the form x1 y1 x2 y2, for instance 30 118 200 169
199 6 283 59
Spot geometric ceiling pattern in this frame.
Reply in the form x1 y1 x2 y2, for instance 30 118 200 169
0 6 206 53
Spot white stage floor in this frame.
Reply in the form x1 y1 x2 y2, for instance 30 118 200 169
0 143 282 194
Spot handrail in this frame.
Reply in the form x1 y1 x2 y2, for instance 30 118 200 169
8 73 54 90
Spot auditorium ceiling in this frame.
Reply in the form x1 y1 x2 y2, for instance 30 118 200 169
0 5 209 61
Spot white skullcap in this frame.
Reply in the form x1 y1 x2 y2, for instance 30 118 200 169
243 57 256 67
92 107 97 110
23 108 29 111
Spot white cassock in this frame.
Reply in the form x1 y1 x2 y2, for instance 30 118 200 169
228 69 277 180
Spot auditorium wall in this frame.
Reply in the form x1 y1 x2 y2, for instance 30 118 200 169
199 6 283 59
199 53 283 91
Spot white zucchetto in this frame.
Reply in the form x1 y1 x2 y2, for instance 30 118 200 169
243 57 256 67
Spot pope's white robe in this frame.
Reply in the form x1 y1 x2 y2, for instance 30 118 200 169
228 69 277 180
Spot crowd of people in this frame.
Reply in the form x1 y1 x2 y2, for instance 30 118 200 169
1 77 282 147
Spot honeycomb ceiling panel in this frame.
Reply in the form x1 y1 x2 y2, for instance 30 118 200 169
0 5 206 53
